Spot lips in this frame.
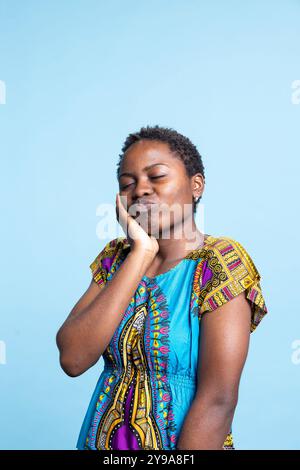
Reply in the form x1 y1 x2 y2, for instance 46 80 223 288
130 201 159 214
134 203 156 211
135 200 158 206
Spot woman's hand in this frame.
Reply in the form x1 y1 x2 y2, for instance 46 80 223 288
116 193 159 257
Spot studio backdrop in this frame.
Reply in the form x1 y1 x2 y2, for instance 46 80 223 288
0 0 299 450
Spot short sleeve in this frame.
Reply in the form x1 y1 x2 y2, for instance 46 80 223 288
89 237 125 288
199 237 268 333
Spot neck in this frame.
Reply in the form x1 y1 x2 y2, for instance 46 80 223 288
155 216 205 262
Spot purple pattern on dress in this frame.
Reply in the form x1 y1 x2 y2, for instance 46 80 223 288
201 260 213 287
111 382 140 450
102 257 114 272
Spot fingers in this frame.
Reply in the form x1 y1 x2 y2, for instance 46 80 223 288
116 193 126 220
116 193 120 221
116 193 130 236
116 193 148 243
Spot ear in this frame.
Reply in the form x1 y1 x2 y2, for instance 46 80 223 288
191 173 205 200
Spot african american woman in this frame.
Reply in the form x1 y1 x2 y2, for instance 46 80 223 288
56 125 268 450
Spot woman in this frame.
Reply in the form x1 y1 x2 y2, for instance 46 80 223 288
56 125 268 450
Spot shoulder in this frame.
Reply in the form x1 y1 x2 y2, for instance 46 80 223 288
201 234 261 285
96 236 129 255
198 235 268 332
203 234 251 255
89 237 130 284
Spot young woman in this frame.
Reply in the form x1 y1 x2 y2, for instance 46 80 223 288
56 125 268 450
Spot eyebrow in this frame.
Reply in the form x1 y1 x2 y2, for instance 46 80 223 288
119 163 169 178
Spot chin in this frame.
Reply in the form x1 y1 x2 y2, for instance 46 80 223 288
136 211 173 239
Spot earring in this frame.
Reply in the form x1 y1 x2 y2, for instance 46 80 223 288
194 196 199 202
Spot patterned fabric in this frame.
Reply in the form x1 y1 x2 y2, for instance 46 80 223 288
76 235 268 450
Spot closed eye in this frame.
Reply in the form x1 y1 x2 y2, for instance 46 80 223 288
121 183 133 190
121 175 166 190
150 175 166 179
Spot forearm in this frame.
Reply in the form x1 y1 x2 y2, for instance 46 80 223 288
176 398 236 450
57 249 153 376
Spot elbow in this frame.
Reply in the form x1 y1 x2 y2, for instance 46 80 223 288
57 346 100 377
56 328 80 377
55 328 102 377
59 354 84 378
56 335 82 378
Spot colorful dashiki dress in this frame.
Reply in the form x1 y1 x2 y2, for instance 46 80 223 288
76 234 268 450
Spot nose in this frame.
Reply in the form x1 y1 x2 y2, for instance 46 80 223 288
132 177 154 199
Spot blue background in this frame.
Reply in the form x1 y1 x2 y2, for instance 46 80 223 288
0 0 299 449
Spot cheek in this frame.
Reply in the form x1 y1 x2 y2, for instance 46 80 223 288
161 181 192 210
161 180 187 199
159 184 193 226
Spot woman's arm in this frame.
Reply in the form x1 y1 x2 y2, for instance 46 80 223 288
56 247 155 377
176 291 252 450
56 193 159 378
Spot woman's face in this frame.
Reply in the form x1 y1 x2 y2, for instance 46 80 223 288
118 139 204 237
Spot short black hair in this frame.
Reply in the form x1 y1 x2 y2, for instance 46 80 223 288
116 125 205 213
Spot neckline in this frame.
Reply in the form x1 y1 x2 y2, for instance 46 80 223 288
138 234 214 281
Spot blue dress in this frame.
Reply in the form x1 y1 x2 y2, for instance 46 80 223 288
76 234 268 450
